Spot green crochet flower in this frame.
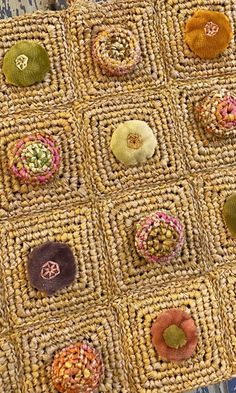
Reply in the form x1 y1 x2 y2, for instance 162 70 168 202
2 41 50 87
223 193 236 237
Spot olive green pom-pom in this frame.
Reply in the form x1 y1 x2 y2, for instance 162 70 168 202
163 325 187 349
223 193 236 237
2 41 50 87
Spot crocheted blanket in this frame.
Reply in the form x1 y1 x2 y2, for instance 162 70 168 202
0 0 235 392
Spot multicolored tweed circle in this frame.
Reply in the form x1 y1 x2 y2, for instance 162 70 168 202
9 133 61 185
51 342 103 393
92 26 141 76
195 90 236 138
135 211 184 264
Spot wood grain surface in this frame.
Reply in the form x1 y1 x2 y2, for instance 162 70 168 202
0 0 67 18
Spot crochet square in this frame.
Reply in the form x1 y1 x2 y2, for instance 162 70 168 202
65 0 165 100
0 108 88 219
175 78 236 173
114 274 231 393
158 0 236 80
0 13 75 115
100 179 210 296
79 91 186 195
0 337 20 393
0 204 110 326
194 167 236 267
15 307 130 392
215 264 236 370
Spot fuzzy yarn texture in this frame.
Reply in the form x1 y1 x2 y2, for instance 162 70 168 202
185 10 233 59
0 0 236 393
27 241 76 295
2 40 50 86
151 309 198 362
223 193 236 237
110 120 157 166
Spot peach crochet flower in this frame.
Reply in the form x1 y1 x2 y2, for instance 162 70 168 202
151 309 198 362
185 10 233 59
52 343 103 393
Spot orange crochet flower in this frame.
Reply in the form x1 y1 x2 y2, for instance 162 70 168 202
151 309 198 362
185 10 233 59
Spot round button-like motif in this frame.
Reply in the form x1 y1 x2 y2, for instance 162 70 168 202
151 309 198 362
51 342 103 393
110 120 157 166
223 193 236 237
27 241 76 295
9 133 61 185
195 90 236 138
185 10 233 59
135 211 184 263
92 27 141 76
2 41 50 86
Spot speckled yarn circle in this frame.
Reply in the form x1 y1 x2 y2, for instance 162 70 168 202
195 90 236 138
51 342 103 393
9 133 61 185
135 211 184 263
92 26 141 76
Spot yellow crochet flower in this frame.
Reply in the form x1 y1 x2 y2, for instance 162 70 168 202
185 10 233 59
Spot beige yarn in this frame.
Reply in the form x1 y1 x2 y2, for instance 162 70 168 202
0 0 236 392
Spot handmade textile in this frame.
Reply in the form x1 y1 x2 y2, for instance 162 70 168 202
0 0 236 392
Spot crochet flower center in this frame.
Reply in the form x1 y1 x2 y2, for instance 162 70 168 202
147 221 179 257
163 324 187 349
127 133 143 149
216 96 236 128
41 261 60 280
204 21 219 36
15 54 28 70
22 141 53 174
105 35 129 61
9 133 61 185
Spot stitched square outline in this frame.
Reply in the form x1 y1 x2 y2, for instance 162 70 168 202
99 179 210 296
65 0 166 100
0 107 89 219
0 203 111 326
78 91 186 195
15 307 130 392
174 78 236 173
157 0 236 80
0 12 75 115
114 274 231 392
193 167 236 268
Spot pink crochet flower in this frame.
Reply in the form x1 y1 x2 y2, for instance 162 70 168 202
135 211 184 263
9 133 61 185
